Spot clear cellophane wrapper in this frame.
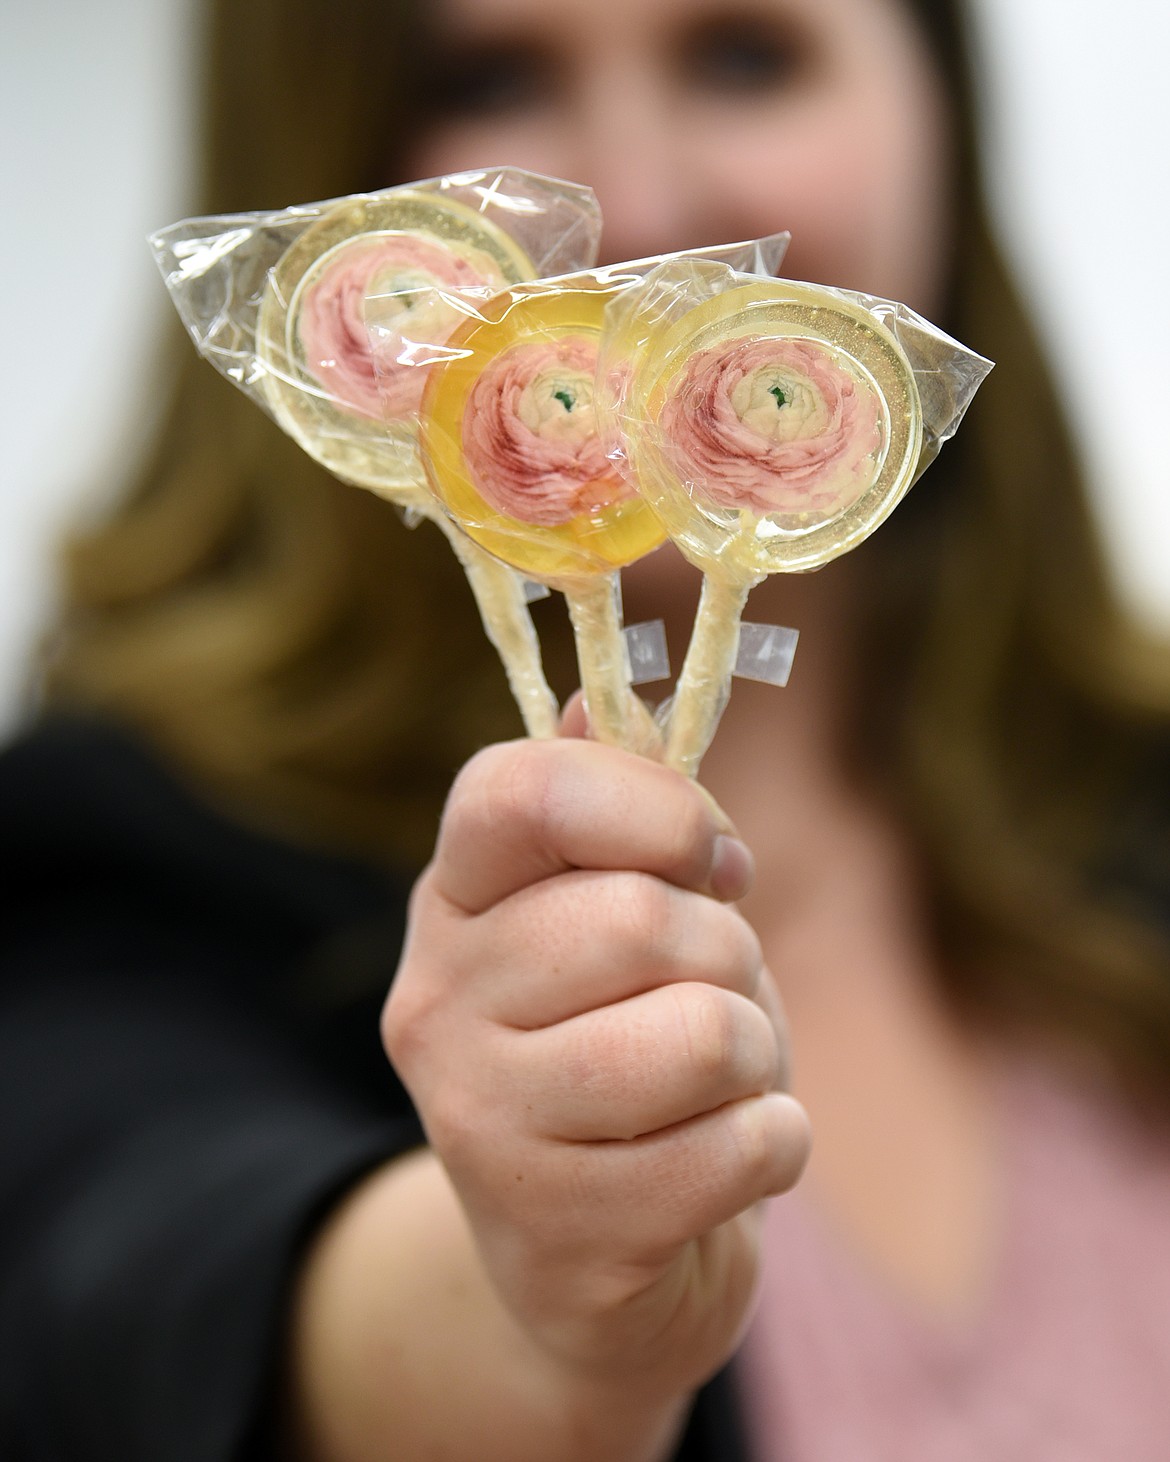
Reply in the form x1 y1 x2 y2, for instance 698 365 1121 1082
600 258 994 773
389 235 791 753
149 167 602 503
150 168 603 739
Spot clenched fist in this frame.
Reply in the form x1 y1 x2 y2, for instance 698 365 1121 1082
382 734 810 1397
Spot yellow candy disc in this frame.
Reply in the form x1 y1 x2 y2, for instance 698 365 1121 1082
420 281 666 584
629 280 923 574
256 192 534 499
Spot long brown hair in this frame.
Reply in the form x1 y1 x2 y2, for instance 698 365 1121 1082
861 0 1170 1088
46 0 1170 1084
46 0 581 862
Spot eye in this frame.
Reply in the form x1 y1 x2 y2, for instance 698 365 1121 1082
680 13 805 95
426 43 553 118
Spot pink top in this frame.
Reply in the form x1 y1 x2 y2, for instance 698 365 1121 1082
738 1061 1170 1460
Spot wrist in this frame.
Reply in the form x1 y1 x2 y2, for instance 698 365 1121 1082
288 1149 696 1462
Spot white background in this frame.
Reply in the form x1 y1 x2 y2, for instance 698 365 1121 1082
1 0 1167 734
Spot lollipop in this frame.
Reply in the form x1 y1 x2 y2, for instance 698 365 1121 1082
258 194 532 499
251 188 574 737
152 171 603 740
620 275 928 776
420 279 668 751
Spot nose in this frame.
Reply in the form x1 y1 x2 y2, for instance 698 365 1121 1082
560 66 717 264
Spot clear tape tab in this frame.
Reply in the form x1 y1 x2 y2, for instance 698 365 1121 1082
734 622 799 687
623 620 671 685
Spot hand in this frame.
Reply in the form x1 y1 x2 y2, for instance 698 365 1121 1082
382 734 810 1398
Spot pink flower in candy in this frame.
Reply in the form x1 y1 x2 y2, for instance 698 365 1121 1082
463 336 634 527
658 336 884 517
296 234 505 422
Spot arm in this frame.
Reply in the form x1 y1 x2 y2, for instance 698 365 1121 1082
0 967 413 1462
0 717 426 1462
289 736 811 1462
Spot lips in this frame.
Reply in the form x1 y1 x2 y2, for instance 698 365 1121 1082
658 335 884 517
462 335 634 527
295 233 507 422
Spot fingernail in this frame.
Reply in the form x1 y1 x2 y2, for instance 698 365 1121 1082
710 834 755 901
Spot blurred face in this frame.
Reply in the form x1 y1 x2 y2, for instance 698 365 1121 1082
406 0 953 315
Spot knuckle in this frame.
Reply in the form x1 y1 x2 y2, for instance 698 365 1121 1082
381 883 444 1067
729 1101 776 1183
604 873 677 955
732 1096 810 1194
706 904 764 989
675 983 738 1082
379 977 432 1074
445 742 506 813
381 970 452 1080
665 788 717 883
444 742 553 846
493 745 558 828
735 916 765 981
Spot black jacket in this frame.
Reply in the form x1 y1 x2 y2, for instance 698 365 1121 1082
0 718 748 1461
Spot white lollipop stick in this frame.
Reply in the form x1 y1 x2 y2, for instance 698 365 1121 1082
428 507 560 738
564 574 661 755
664 569 755 777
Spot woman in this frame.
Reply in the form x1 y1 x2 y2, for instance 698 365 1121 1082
4 0 1169 1458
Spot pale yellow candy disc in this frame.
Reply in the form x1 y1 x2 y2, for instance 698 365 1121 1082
256 192 534 502
420 281 665 585
628 280 923 575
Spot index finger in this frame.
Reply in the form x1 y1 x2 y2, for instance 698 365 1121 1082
431 739 751 915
